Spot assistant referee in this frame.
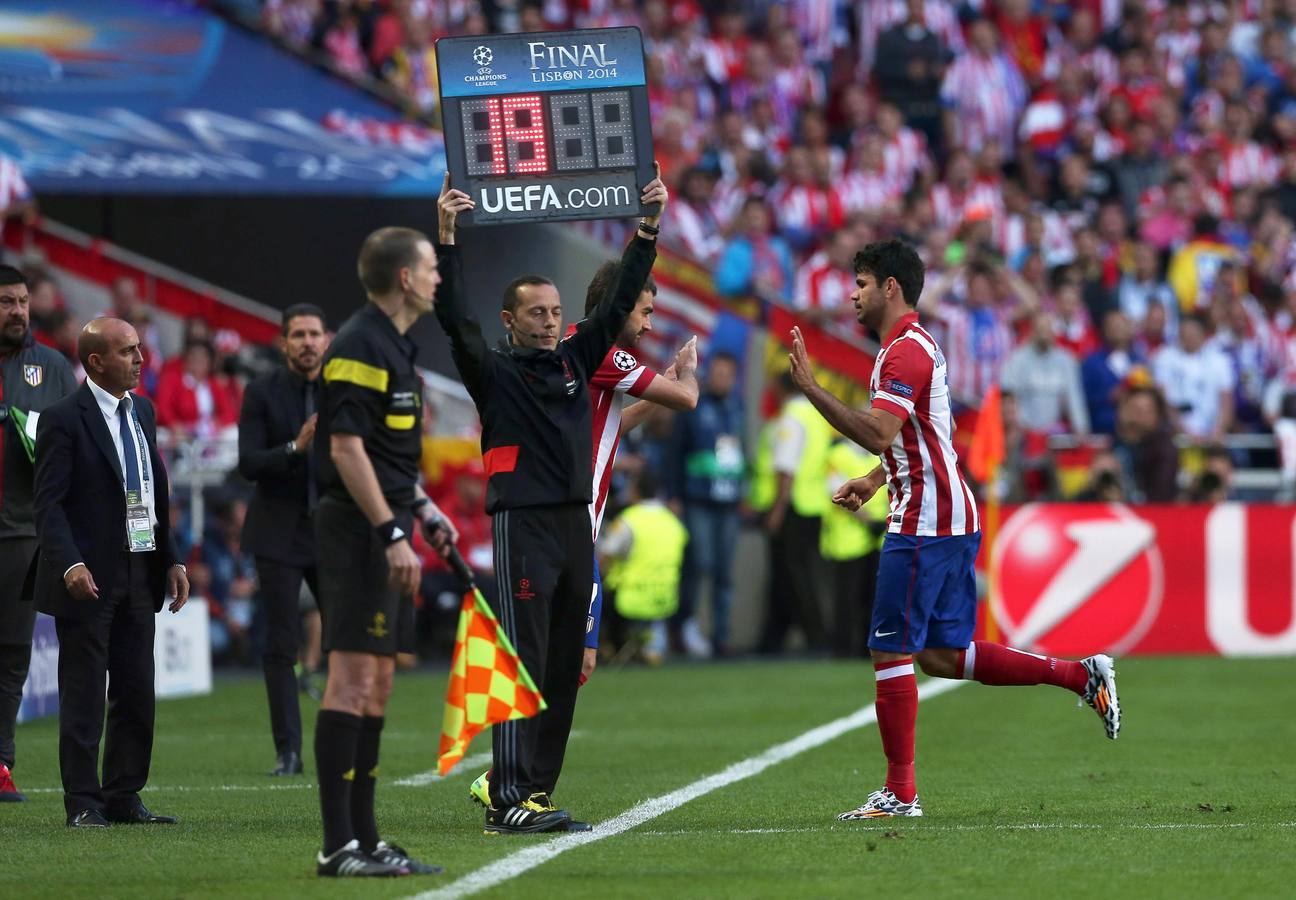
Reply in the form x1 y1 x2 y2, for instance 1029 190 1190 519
435 167 668 834
311 227 456 878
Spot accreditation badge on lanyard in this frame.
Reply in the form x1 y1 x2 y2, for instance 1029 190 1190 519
124 405 156 553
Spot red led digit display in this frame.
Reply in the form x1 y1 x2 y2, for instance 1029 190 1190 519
501 94 549 174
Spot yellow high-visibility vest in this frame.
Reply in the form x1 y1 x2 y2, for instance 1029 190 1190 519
782 397 832 517
820 440 890 561
603 502 688 621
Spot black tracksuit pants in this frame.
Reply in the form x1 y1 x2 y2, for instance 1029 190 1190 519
488 504 590 808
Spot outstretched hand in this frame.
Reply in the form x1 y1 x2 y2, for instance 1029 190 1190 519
641 161 668 226
832 474 882 512
438 171 475 243
788 326 817 394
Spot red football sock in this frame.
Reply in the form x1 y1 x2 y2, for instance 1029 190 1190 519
956 641 1088 695
874 658 918 804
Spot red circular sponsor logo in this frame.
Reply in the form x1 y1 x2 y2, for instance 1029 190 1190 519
990 503 1163 656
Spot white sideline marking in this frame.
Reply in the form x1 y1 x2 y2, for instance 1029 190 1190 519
640 822 1296 836
407 678 965 900
395 752 495 787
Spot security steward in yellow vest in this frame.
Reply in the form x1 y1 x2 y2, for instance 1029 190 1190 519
821 438 889 658
758 370 832 653
599 470 688 662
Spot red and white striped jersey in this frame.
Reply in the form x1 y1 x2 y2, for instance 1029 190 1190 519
1222 141 1280 189
870 313 979 537
794 251 855 316
839 169 904 216
767 182 845 234
881 127 930 191
940 51 1028 156
571 327 657 538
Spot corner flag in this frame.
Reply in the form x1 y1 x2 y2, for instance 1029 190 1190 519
437 548 545 775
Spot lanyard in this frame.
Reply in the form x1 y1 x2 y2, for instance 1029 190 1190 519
123 401 152 493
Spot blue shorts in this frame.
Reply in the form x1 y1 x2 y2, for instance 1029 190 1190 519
869 532 982 654
585 555 603 650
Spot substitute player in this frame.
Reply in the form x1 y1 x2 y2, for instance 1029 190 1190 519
468 270 700 809
435 167 667 834
787 239 1120 820
312 227 457 876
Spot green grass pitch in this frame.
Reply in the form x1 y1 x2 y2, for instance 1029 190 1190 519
3 657 1293 898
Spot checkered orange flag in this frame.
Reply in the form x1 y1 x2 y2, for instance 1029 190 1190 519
437 549 545 775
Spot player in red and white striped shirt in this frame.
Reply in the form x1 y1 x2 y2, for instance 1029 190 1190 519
0 154 34 245
569 263 699 673
788 239 1121 820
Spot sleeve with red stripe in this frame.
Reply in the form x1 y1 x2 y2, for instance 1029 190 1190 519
871 338 932 421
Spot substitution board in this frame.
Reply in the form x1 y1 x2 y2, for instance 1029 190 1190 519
437 27 656 226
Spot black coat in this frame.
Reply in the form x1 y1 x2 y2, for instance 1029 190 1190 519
32 383 180 620
237 366 316 567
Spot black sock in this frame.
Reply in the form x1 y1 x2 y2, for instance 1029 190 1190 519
315 709 362 855
351 716 384 851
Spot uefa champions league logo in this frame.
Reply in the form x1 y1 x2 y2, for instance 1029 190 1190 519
473 46 494 67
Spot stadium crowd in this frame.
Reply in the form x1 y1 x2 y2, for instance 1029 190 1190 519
10 0 1296 664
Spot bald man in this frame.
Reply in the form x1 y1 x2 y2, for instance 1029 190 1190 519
33 317 189 828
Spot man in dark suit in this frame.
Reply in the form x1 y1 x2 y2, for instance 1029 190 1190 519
238 303 328 777
33 317 189 828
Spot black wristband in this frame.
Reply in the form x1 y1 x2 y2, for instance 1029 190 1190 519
637 221 660 235
411 497 431 517
374 519 406 546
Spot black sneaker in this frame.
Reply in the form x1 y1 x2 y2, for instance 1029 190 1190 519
528 794 592 832
369 841 443 875
484 798 571 835
316 839 404 877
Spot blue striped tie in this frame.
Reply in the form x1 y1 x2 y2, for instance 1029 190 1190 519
118 397 142 494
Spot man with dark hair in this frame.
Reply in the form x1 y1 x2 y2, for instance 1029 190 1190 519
310 227 456 877
788 238 1120 820
0 264 77 802
238 303 329 778
435 167 668 834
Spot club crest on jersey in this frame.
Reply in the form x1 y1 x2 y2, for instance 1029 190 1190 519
612 349 637 371
886 379 913 397
23 365 43 387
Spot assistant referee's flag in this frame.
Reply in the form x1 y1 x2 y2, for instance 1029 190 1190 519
437 548 545 776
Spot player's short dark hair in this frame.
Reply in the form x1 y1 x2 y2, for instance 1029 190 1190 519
853 239 925 308
583 260 657 316
357 227 429 297
0 264 27 288
281 303 327 335
502 275 555 313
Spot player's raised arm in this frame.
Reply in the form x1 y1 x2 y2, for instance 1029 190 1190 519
433 173 492 399
788 326 903 454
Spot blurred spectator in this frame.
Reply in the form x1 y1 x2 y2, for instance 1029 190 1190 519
923 261 1032 405
873 0 950 156
757 372 829 655
25 273 62 337
1153 314 1236 441
1000 311 1089 435
156 340 240 440
714 196 794 303
322 3 367 77
1112 385 1179 503
794 228 859 334
1119 242 1179 341
108 276 164 389
1075 451 1128 503
767 146 843 253
1110 120 1169 220
203 499 257 663
382 15 438 115
667 352 745 659
1188 444 1235 503
1082 310 1145 436
665 166 724 266
940 17 1027 158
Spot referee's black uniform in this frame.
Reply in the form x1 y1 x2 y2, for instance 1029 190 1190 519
435 233 656 810
314 302 422 656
